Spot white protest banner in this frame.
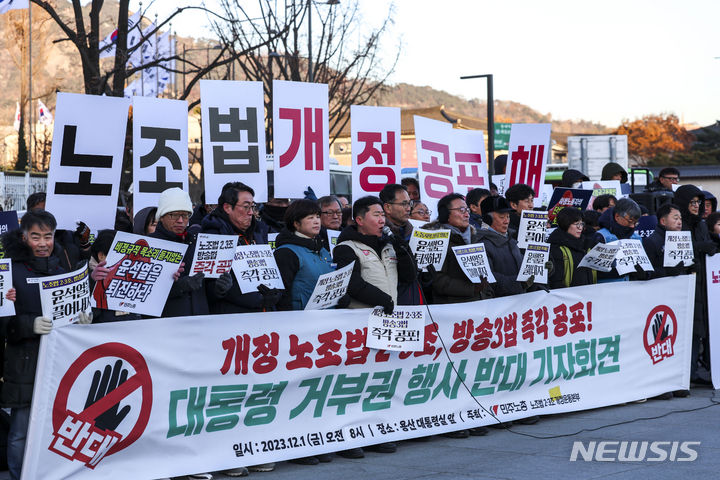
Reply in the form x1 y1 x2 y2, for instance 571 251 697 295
707 255 720 389
451 128 488 193
517 243 550 284
539 184 554 207
614 239 653 276
451 243 496 283
132 96 188 214
408 218 426 231
267 232 279 250
351 105 401 197
491 174 506 197
517 210 548 249
45 93 130 231
0 259 15 317
91 232 187 317
23 276 694 479
408 227 450 272
37 264 91 328
190 233 236 278
232 244 284 293
581 180 623 209
305 261 353 310
200 80 268 203
273 80 329 199
414 115 454 216
664 231 694 267
366 305 426 351
578 242 621 272
505 123 551 207
326 229 340 256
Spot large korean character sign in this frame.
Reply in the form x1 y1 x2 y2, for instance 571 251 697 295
46 93 130 230
351 105 401 197
272 80 330 198
132 97 189 213
451 129 488 193
201 80 268 203
414 116 454 215
505 123 551 207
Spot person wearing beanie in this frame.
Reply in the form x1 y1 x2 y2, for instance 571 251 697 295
151 187 209 318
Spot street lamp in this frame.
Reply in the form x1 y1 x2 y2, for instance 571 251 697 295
460 73 495 175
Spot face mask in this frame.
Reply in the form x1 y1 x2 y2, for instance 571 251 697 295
572 181 583 188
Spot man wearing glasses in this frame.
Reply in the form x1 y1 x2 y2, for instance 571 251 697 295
646 167 680 193
151 187 209 318
380 184 413 240
593 197 643 282
318 195 343 251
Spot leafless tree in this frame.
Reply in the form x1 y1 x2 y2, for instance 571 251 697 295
212 0 399 149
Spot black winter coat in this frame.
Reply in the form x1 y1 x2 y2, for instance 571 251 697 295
1 229 72 408
547 228 595 289
476 228 524 297
150 223 209 318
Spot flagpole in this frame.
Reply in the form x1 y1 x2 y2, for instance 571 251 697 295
154 13 158 98
28 2 33 171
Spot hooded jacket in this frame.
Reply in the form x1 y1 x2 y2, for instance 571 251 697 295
561 169 589 188
133 206 157 235
703 190 717 215
200 207 266 314
274 229 333 310
1 229 72 407
547 228 596 289
475 227 524 297
601 163 628 183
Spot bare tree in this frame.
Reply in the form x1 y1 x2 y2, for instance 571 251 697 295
212 0 399 150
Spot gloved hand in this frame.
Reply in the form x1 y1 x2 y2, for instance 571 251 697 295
77 311 93 325
91 260 111 282
214 272 233 298
523 274 535 290
336 293 352 308
257 284 283 310
634 264 645 274
697 241 717 256
174 272 205 294
33 316 53 335
304 186 318 201
75 221 91 249
544 261 554 274
419 263 436 284
382 298 394 315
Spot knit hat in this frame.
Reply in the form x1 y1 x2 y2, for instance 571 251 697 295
156 187 193 221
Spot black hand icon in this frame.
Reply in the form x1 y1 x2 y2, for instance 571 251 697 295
84 359 132 432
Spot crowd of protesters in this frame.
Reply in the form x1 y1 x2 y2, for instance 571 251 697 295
0 162 717 480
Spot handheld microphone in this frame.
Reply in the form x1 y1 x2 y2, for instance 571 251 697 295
382 226 394 238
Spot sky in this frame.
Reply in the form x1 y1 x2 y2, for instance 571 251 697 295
132 0 720 128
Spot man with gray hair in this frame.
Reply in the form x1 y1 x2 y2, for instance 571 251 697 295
317 195 343 251
593 197 643 282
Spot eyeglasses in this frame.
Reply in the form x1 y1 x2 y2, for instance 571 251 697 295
661 176 680 183
166 212 190 221
571 221 585 228
236 202 259 212
413 209 432 216
449 207 471 214
389 201 412 209
617 215 638 227
689 200 701 206
321 210 343 216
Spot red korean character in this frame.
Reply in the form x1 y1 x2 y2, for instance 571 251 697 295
535 306 549 340
416 323 443 360
357 131 397 191
286 334 313 370
315 329 342 368
450 319 475 353
220 334 250 375
345 328 370 365
455 152 486 191
278 107 323 170
471 317 493 351
419 140 453 198
374 349 391 363
521 308 535 342
568 302 588 334
252 333 280 374
508 144 545 195
504 312 518 348
553 304 569 337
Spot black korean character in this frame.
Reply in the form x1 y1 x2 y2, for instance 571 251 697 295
55 125 113 196
209 107 259 173
138 127 184 193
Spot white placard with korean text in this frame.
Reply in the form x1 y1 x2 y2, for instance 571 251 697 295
132 96 189 214
351 105 401 197
579 242 621 272
414 116 454 216
517 243 550 284
273 80 329 199
614 239 654 276
491 174 506 197
201 80 268 203
451 128 488 193
451 243 496 283
35 264 91 328
505 123 551 208
0 259 15 317
190 233 237 278
267 233 279 250
517 210 548 249
232 244 284 293
664 231 694 267
366 306 426 351
91 232 187 317
45 92 130 231
409 227 451 272
305 261 354 310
